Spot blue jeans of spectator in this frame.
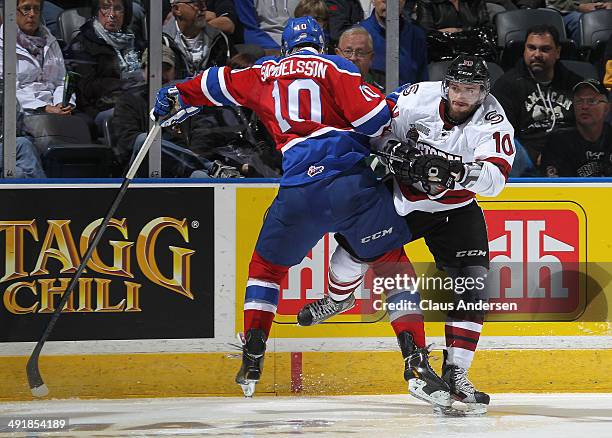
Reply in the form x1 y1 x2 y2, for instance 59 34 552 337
510 138 538 177
563 12 582 45
0 137 46 178
131 132 213 177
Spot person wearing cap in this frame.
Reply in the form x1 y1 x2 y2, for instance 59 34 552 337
110 43 244 178
492 24 583 176
162 0 232 79
541 79 611 177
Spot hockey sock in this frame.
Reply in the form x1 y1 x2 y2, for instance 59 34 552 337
444 313 483 369
328 246 365 301
391 315 425 348
243 251 289 338
370 248 426 348
327 274 363 301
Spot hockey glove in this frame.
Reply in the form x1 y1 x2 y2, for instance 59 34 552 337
150 85 201 127
381 140 422 184
411 154 465 195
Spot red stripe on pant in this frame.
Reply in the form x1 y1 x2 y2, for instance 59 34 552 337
244 251 289 337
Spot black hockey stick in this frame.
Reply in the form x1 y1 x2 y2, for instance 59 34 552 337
370 148 413 164
26 122 162 397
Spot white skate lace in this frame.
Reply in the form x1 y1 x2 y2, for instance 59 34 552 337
453 367 475 395
310 297 340 320
226 333 246 358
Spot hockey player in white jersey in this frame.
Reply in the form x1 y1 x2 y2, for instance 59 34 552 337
310 55 515 414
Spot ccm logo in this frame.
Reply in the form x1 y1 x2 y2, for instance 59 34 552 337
361 227 393 243
456 249 487 257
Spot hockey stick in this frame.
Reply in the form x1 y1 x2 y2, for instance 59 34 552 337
26 122 162 397
370 148 411 163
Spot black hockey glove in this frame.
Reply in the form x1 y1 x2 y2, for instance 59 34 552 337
381 140 422 184
411 154 465 194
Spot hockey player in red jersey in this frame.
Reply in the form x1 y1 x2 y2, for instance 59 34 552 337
152 16 450 407
311 55 515 414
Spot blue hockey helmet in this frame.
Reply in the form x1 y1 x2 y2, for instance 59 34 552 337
281 16 326 56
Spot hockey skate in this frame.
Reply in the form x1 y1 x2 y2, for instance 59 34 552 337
440 355 490 416
397 332 452 409
235 328 267 397
297 294 355 326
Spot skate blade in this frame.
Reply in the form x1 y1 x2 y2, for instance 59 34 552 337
408 379 451 408
238 381 256 397
433 403 487 417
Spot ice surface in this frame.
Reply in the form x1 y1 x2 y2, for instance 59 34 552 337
1 393 611 437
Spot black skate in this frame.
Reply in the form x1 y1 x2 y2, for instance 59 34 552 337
442 356 490 415
397 332 451 409
297 294 355 326
235 328 266 397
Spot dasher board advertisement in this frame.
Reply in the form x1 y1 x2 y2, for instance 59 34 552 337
0 186 214 342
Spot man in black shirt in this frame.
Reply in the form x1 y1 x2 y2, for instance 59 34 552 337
541 79 611 177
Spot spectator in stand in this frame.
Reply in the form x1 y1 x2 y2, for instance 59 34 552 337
360 0 428 87
541 79 611 176
336 26 381 89
492 24 583 176
111 44 242 178
0 98 47 178
205 0 238 38
294 0 331 50
0 138 47 178
64 0 144 136
416 0 490 34
1 0 75 115
162 0 232 79
41 1 65 38
325 0 363 46
546 0 612 45
235 0 299 55
603 33 612 90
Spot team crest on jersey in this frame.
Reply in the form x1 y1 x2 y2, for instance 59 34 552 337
484 110 504 125
416 143 462 162
307 165 325 177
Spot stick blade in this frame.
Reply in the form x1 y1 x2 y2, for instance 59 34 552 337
30 383 49 398
26 352 48 397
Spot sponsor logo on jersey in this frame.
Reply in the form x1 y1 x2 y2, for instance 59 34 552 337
307 165 324 177
485 209 580 315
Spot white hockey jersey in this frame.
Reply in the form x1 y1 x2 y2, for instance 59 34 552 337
380 81 515 215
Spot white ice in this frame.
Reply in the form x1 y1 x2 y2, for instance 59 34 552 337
1 393 611 437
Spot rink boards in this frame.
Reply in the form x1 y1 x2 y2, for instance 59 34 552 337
0 179 611 400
